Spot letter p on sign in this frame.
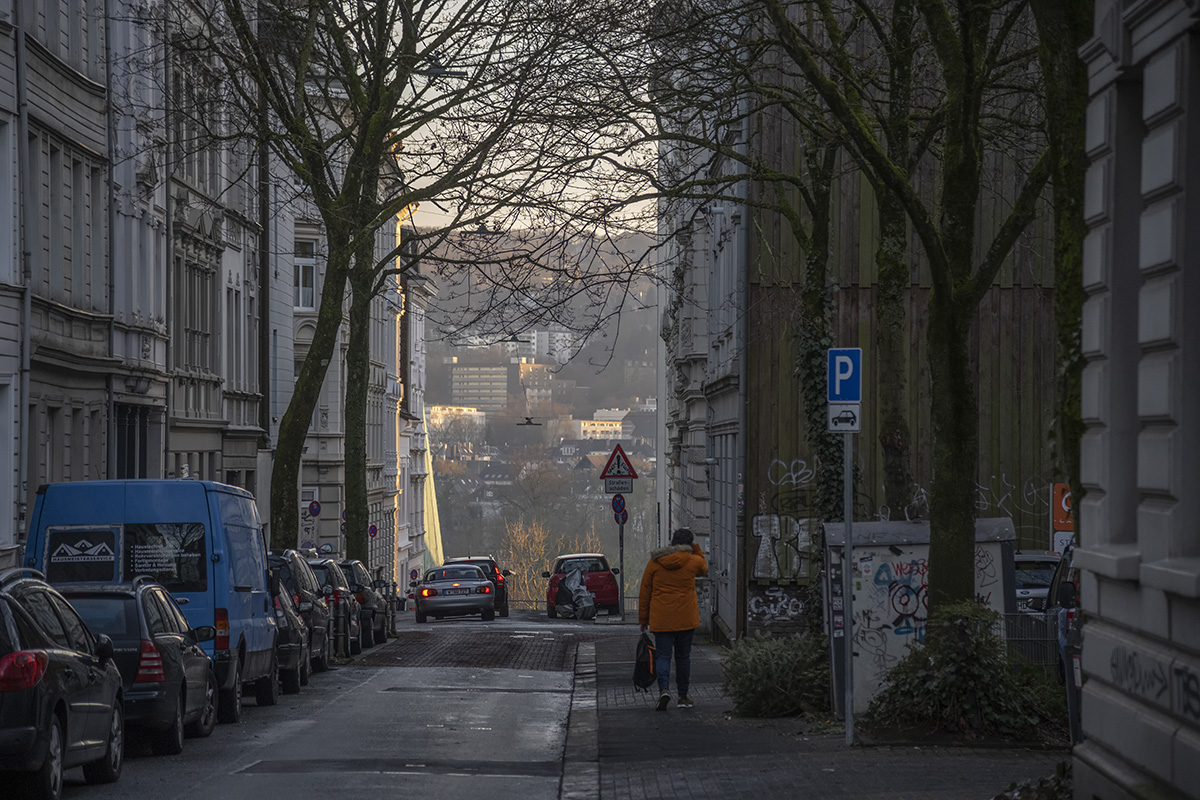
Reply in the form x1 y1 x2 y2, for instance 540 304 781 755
827 348 862 403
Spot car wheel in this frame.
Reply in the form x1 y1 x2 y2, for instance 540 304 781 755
152 691 186 755
313 626 330 672
349 627 363 655
22 712 63 800
256 652 281 706
547 602 557 619
415 608 427 624
482 608 496 621
83 702 124 784
281 659 302 695
186 670 218 738
608 604 622 616
299 642 311 687
217 658 243 724
362 616 375 648
500 603 509 618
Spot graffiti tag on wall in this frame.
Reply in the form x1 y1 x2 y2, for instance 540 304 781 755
751 514 816 581
747 585 805 625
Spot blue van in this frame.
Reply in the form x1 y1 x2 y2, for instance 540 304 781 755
24 480 279 723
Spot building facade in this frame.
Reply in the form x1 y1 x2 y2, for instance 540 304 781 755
0 1 434 586
1075 1 1200 796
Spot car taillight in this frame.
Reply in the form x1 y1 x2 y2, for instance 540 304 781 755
215 608 230 650
477 585 492 594
273 596 285 618
0 650 48 691
135 639 165 683
420 587 438 597
495 570 504 583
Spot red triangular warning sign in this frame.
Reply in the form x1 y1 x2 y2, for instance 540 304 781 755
599 444 638 479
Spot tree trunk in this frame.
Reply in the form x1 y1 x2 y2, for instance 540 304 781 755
875 194 914 516
1032 0 1091 532
343 265 374 563
926 295 978 606
270 255 349 551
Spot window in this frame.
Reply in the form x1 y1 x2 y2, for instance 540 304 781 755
45 527 118 583
22 591 70 648
67 596 138 639
294 239 316 308
125 523 207 593
143 592 167 635
49 594 93 654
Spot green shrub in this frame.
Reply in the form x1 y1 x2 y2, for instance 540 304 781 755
864 601 1040 739
720 632 829 717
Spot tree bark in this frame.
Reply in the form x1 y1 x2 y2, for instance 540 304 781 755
875 194 914 516
270 253 349 551
343 261 375 563
926 295 978 605
1032 0 1091 534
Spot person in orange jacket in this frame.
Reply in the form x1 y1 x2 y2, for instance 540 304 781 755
638 527 708 710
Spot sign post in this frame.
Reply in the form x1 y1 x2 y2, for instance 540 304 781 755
600 445 638 618
828 347 861 746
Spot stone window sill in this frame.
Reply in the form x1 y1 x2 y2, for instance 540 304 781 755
1074 544 1141 581
1140 558 1200 598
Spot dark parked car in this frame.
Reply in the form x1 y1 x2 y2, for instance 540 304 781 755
58 578 218 754
269 550 333 672
0 568 124 799
444 555 512 617
269 579 309 694
542 554 621 617
307 559 362 656
339 559 388 647
414 565 495 623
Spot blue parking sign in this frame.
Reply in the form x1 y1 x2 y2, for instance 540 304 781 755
827 349 862 403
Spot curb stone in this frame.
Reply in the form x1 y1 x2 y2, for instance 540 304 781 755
561 641 600 800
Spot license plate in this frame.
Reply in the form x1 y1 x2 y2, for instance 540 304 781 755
445 588 470 596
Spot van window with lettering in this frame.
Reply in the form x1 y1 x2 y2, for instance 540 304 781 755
45 528 118 583
125 523 207 593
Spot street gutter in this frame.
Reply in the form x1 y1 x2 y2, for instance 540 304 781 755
560 641 600 800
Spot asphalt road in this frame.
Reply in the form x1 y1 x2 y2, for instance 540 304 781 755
64 608 622 800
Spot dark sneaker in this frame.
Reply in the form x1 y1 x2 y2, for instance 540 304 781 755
678 696 695 708
656 692 671 711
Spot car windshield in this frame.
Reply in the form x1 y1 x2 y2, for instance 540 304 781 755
559 559 607 574
310 563 344 589
456 561 494 575
427 567 484 582
1015 561 1059 589
66 595 140 639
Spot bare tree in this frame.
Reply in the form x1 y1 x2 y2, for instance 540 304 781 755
169 0 658 555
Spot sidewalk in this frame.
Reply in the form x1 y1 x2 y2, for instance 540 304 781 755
563 632 1067 800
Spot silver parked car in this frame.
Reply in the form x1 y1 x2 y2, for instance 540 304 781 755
414 565 495 623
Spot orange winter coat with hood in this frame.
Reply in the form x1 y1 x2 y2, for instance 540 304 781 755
638 543 708 632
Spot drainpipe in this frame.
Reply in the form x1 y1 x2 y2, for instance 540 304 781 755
105 0 118 478
15 0 33 539
162 8 173 474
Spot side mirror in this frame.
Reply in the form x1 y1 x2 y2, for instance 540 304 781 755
502 570 512 577
192 626 217 643
298 601 313 612
372 579 387 589
323 585 334 597
1028 597 1045 612
268 571 282 596
540 571 550 578
1056 582 1077 609
611 568 620 575
96 634 115 662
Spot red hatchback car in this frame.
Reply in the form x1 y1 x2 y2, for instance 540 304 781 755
542 553 621 617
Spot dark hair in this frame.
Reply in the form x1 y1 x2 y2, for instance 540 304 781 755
671 528 694 546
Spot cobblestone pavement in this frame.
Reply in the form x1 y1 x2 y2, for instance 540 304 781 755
357 627 610 671
565 632 1069 800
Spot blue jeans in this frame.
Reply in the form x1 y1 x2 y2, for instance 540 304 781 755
653 629 695 698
